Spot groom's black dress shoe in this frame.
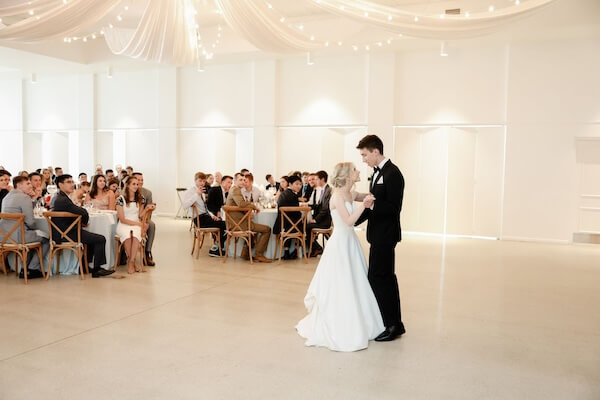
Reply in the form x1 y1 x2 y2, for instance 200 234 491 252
374 324 406 342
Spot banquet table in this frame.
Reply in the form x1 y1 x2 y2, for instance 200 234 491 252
33 211 118 275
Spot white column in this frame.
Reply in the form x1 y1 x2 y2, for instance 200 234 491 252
251 60 278 182
0 73 24 172
156 67 178 215
76 73 95 176
366 53 396 154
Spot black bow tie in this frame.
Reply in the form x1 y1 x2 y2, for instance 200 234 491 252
373 167 381 173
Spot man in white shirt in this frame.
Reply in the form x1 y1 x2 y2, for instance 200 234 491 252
183 172 225 257
241 173 262 204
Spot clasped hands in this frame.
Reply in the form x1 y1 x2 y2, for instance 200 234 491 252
363 193 376 208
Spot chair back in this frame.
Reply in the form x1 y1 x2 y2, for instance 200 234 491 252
279 206 311 237
191 204 202 228
43 211 82 246
222 206 253 232
0 213 26 247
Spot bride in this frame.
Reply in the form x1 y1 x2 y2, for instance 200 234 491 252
296 162 384 352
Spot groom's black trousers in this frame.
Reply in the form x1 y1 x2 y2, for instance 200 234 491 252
368 243 402 327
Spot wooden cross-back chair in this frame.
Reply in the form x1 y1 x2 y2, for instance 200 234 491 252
190 204 222 259
114 205 153 270
222 206 255 264
43 211 88 280
309 223 334 257
0 213 45 284
274 206 311 264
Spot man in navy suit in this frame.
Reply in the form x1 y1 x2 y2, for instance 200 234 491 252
356 134 405 341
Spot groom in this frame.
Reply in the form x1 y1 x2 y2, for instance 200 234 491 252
356 134 405 341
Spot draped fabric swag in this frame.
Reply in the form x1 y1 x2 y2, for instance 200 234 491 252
0 0 557 64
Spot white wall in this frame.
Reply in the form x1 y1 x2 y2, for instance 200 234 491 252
178 63 253 127
25 75 79 131
277 55 367 126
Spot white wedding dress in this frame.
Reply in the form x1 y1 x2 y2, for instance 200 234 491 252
296 201 384 352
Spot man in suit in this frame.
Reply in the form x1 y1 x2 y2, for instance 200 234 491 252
298 172 313 202
273 175 303 260
306 170 332 257
132 172 157 266
356 134 405 341
265 174 279 192
53 175 114 277
0 176 48 279
241 173 262 203
183 172 226 257
207 175 233 217
225 173 272 263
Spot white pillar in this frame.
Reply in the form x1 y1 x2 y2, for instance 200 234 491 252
251 60 278 182
76 73 95 176
366 53 396 154
156 67 178 215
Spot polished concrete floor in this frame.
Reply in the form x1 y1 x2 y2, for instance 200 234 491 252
1 217 599 399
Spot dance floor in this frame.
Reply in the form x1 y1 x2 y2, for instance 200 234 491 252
1 217 599 399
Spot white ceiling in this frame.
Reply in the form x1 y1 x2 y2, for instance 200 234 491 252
0 0 598 74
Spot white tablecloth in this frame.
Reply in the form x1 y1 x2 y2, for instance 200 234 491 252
34 211 118 274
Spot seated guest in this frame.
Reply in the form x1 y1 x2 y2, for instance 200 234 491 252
306 173 318 205
108 178 120 196
207 175 233 218
41 168 52 190
116 176 149 274
225 173 272 263
206 174 215 189
69 181 90 206
240 168 250 175
275 176 289 200
105 169 115 181
241 173 262 203
182 172 226 257
0 169 13 210
0 176 48 279
94 164 103 176
53 167 63 183
53 175 114 277
265 174 279 192
131 172 157 266
86 174 116 210
78 172 88 186
306 170 332 257
126 166 134 176
28 172 45 204
18 170 29 178
273 175 303 259
118 170 128 189
298 171 314 202
214 171 223 186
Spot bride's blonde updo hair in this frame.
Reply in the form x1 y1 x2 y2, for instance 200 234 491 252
331 162 355 189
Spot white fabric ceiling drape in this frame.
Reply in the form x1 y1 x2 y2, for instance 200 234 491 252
0 0 121 42
103 0 198 65
215 0 322 52
311 0 557 39
0 0 57 17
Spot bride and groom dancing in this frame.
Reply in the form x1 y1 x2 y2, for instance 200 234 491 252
296 134 405 352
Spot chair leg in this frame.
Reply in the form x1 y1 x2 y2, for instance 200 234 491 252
248 236 253 265
302 238 308 264
309 232 315 257
274 235 280 263
278 235 284 264
114 240 121 270
21 251 28 284
217 233 222 257
0 253 6 276
14 253 19 277
222 236 231 263
45 249 53 280
36 247 45 279
57 251 62 276
83 245 89 274
233 238 238 260
191 231 197 256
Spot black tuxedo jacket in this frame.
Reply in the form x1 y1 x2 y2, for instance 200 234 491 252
266 183 280 192
311 184 332 227
52 191 89 242
300 184 313 201
356 160 404 244
207 186 226 215
273 189 300 235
